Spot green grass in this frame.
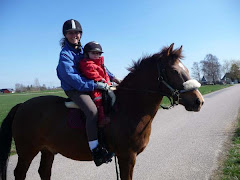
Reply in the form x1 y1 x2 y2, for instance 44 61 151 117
219 117 240 180
198 84 232 95
0 90 67 125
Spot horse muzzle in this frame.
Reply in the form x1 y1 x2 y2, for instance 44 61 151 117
179 90 204 112
185 97 204 112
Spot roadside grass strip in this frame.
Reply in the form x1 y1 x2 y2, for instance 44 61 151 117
198 85 232 95
220 117 240 180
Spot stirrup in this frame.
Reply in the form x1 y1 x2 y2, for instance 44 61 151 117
92 145 114 166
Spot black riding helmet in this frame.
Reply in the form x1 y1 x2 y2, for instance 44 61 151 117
83 41 104 54
62 19 82 36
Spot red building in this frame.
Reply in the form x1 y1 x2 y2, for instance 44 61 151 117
0 89 14 93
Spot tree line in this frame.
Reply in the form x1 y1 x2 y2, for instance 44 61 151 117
191 54 240 84
15 78 57 93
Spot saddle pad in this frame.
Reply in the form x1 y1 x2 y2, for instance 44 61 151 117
67 109 86 129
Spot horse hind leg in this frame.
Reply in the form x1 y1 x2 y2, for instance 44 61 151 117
38 150 55 180
14 149 39 180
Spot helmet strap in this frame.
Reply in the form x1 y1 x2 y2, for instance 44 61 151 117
66 39 82 50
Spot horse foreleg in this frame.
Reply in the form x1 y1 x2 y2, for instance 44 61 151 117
38 150 55 180
118 153 136 180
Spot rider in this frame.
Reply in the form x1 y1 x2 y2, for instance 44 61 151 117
79 41 112 127
56 19 118 166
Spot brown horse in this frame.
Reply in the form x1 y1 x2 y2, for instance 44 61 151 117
0 43 204 180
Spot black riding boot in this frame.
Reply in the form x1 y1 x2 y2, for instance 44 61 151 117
91 145 114 166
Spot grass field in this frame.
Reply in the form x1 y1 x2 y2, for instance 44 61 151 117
0 90 67 125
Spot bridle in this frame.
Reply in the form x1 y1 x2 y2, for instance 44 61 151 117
117 60 199 109
156 61 197 109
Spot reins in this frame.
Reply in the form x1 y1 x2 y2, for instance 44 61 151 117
116 86 175 109
114 155 120 180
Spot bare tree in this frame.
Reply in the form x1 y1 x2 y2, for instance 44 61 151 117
14 79 50 93
200 54 221 83
15 83 26 93
221 60 231 75
34 78 40 87
191 62 201 81
34 78 41 91
40 84 47 91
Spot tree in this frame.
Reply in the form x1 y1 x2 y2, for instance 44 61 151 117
34 78 41 91
15 83 26 93
228 63 240 81
221 60 231 76
191 62 201 81
34 78 40 88
200 54 221 83
40 84 47 91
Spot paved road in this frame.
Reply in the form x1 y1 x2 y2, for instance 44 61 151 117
7 84 240 180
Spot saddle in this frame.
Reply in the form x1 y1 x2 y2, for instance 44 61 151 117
65 89 116 129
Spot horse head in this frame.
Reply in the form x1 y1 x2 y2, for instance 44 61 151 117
155 43 204 111
118 43 204 112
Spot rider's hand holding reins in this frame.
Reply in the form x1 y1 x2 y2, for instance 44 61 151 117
111 82 118 87
95 82 109 91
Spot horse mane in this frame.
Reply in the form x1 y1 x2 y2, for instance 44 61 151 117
117 45 184 88
126 55 152 73
126 46 184 74
118 46 184 88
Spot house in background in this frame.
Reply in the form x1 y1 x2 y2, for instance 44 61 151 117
0 88 14 93
201 76 208 85
221 73 239 84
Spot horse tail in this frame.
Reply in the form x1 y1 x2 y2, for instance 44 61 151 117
0 103 22 180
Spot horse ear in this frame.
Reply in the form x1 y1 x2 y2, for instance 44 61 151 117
177 45 183 55
167 43 174 56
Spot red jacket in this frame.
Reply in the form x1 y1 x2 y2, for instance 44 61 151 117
79 56 111 84
79 56 111 124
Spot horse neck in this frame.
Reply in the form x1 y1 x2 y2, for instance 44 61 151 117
113 79 163 134
117 70 163 116
117 91 162 117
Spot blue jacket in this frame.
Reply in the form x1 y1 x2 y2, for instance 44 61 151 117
57 40 115 92
57 41 96 91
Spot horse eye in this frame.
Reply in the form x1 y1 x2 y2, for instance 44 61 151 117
172 69 179 74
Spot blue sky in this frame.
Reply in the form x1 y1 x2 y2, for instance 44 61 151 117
0 0 239 89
